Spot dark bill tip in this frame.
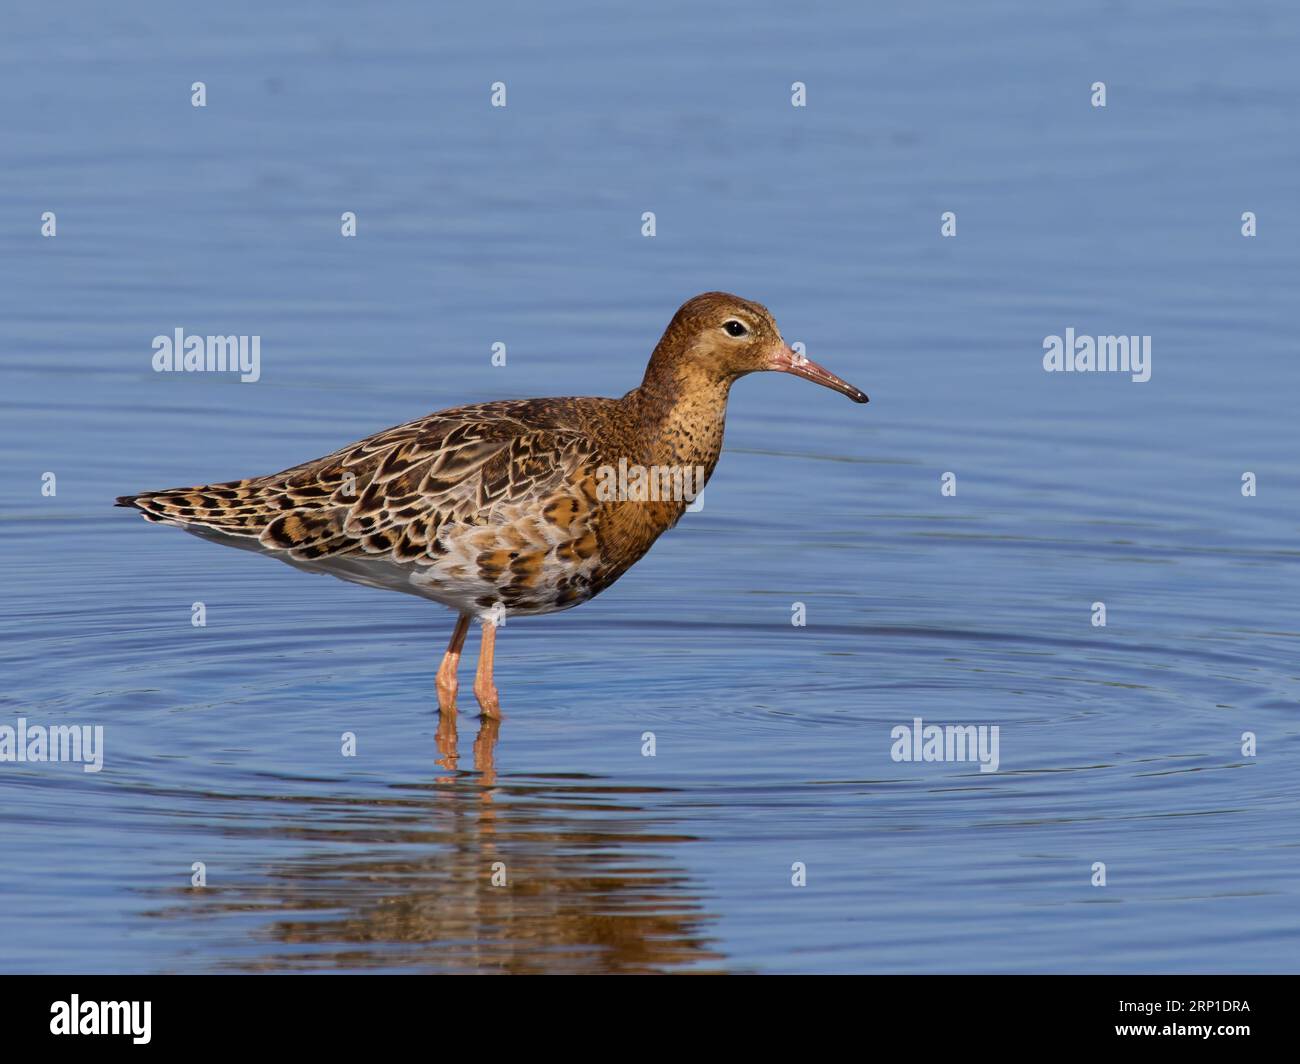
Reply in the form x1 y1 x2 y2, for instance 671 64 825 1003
773 346 869 405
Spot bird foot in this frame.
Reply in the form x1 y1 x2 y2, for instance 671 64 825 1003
474 682 502 719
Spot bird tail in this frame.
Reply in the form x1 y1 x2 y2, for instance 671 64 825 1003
114 481 271 535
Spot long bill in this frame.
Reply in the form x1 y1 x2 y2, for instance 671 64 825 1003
769 345 869 404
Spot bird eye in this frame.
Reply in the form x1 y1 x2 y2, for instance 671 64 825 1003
723 320 748 338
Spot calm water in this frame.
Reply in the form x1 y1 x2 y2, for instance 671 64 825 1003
2 0 1298 973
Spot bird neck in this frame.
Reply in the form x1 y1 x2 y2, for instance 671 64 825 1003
622 363 732 478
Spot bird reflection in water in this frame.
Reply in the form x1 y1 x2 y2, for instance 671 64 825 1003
435 710 500 788
148 709 723 974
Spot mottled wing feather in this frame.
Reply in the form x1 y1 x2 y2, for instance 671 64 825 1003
115 402 611 613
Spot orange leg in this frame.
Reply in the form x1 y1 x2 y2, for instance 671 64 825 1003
435 612 472 713
473 617 502 718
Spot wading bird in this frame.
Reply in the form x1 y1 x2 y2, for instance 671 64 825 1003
117 293 868 717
